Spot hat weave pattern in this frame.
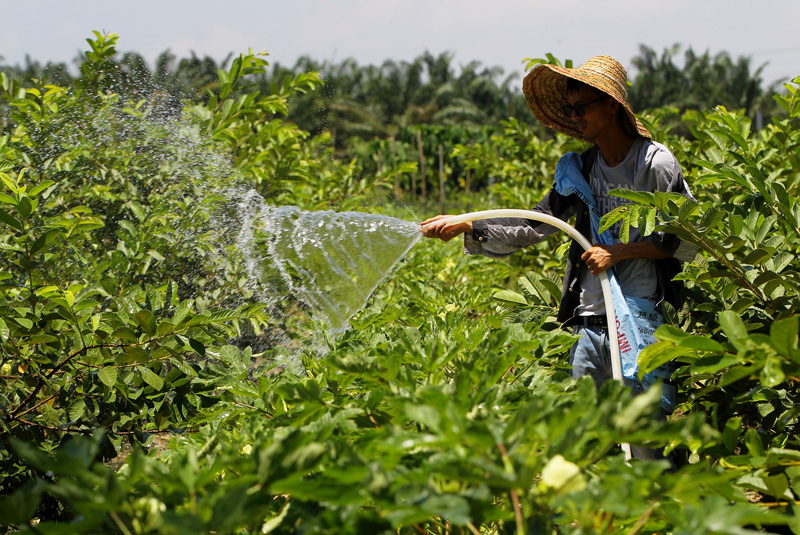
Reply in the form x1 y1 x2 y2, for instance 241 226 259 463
522 55 650 143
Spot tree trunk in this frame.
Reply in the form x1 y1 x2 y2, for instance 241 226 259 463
439 144 445 215
417 129 426 201
391 138 399 198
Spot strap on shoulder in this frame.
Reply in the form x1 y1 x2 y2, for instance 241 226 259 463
579 145 600 184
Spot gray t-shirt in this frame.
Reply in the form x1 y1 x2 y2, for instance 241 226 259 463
575 138 679 315
464 138 696 322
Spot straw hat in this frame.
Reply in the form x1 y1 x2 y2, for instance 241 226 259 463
522 55 650 143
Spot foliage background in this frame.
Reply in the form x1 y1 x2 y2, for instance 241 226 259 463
0 33 799 534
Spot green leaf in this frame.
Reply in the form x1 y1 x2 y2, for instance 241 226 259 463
63 289 75 307
209 309 242 322
607 188 654 205
16 196 32 218
697 206 725 233
74 299 98 312
112 326 138 343
641 206 656 236
677 198 701 220
492 289 527 305
0 172 18 193
134 310 157 337
765 448 800 466
156 320 176 336
98 366 117 388
637 341 693 377
718 310 748 344
188 337 206 356
219 344 247 374
28 180 55 197
690 355 738 374
68 399 86 421
0 242 22 253
719 364 755 387
761 356 785 388
654 324 690 344
29 232 49 255
117 219 137 236
423 494 472 525
599 205 627 233
678 336 725 352
171 359 198 377
722 417 742 451
261 501 291 534
619 215 630 243
755 215 775 245
741 248 772 265
744 428 765 457
517 274 539 301
14 317 33 329
0 479 45 525
695 269 735 283
0 208 23 230
539 277 562 302
138 366 164 390
770 316 800 361
25 334 59 345
737 472 791 500
127 201 146 221
147 249 165 262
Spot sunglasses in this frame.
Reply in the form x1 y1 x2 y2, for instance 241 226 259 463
562 96 607 117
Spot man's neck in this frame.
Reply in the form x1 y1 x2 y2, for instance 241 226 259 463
595 132 638 167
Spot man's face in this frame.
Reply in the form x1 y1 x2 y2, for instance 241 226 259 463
565 87 614 140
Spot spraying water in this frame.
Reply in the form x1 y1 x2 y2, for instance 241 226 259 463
229 189 422 342
53 89 422 366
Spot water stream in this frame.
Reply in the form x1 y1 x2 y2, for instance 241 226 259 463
70 102 422 366
226 190 422 358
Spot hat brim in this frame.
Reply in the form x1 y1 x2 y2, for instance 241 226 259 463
523 64 651 143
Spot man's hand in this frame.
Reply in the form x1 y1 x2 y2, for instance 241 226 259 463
581 242 671 275
421 215 472 242
581 245 620 275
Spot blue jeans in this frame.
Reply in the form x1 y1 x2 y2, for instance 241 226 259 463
569 325 674 463
569 326 644 393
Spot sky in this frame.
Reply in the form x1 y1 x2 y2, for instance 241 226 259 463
2 1 798 89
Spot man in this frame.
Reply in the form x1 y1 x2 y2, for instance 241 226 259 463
422 56 696 443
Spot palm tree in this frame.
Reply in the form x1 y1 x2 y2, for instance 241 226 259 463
254 51 532 149
0 56 74 87
628 44 779 125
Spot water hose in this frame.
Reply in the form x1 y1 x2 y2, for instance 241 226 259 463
423 209 632 460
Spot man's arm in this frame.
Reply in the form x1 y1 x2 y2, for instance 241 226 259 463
464 187 578 257
420 186 578 257
581 242 670 275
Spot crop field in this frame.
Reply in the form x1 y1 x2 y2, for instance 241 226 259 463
1 33 800 534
